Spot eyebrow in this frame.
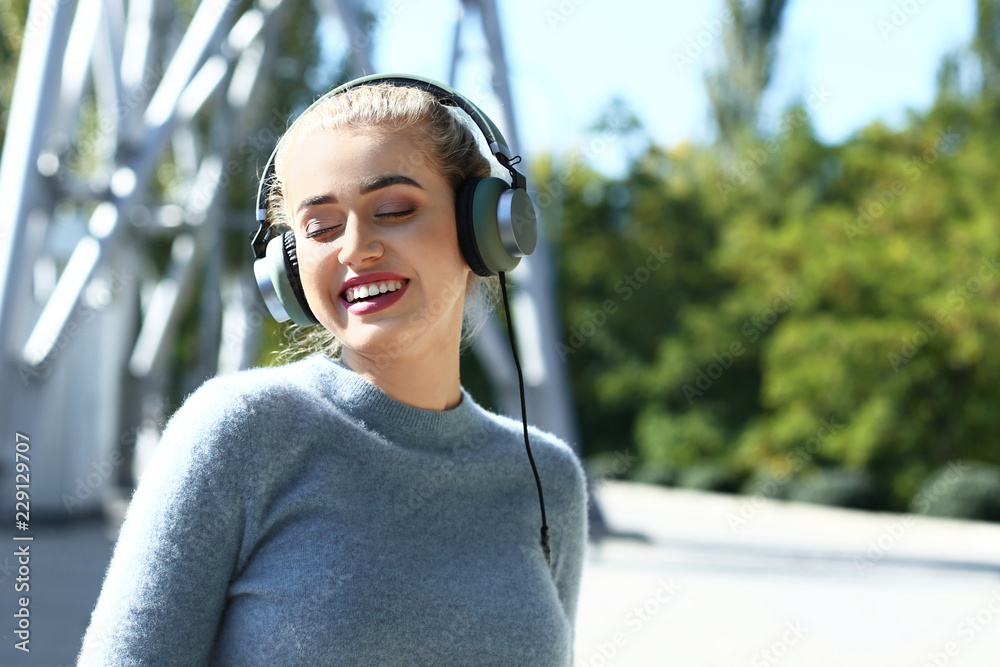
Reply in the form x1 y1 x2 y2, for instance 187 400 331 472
359 174 423 195
294 174 424 215
295 194 337 214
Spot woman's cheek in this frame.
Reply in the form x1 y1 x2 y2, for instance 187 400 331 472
296 246 334 310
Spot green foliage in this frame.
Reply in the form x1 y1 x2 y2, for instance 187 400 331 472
0 0 29 152
628 461 679 487
911 461 1000 521
545 87 1000 519
975 0 1000 95
787 468 885 511
676 461 741 494
706 0 789 144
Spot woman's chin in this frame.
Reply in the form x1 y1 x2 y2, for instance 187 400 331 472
337 327 417 366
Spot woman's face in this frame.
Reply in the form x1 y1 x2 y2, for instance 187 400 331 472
281 127 471 366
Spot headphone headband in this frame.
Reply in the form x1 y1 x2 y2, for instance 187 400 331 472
251 73 527 260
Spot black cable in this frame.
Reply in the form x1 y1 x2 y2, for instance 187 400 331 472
498 271 551 566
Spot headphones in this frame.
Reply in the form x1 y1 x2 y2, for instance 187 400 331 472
250 73 538 327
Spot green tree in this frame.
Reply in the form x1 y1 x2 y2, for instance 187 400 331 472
546 74 1000 515
0 0 29 153
975 0 1000 95
705 0 789 147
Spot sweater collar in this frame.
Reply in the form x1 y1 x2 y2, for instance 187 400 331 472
308 353 481 447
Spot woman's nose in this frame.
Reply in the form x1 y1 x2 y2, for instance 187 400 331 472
337 214 383 265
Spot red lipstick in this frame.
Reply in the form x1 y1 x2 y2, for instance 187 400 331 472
340 272 409 315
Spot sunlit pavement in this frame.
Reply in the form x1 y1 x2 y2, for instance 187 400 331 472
577 481 1000 667
0 518 115 666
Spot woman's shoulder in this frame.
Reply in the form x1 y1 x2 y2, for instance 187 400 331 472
164 356 331 438
190 355 328 407
142 357 335 485
526 423 587 494
473 403 586 489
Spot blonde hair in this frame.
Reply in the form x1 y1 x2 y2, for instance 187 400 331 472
266 83 501 363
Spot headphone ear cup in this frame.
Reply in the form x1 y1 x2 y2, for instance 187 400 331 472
281 231 318 324
455 176 526 276
455 178 494 277
253 230 317 327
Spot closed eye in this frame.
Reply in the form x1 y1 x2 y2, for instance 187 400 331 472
376 209 415 220
304 222 343 239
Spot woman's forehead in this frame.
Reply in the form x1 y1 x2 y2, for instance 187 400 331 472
278 129 446 204
280 126 431 173
277 129 451 204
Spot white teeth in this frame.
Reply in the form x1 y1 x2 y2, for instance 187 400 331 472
345 279 406 303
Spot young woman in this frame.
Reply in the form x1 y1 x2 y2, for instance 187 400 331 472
79 76 588 665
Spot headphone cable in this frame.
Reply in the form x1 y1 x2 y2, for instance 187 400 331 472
498 272 551 566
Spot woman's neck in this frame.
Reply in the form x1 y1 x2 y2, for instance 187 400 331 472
339 340 463 411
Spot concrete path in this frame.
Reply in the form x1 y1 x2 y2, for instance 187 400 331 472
576 481 1000 666
0 518 115 666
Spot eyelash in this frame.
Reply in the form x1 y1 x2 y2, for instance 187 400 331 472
304 209 416 238
377 209 415 220
305 225 340 239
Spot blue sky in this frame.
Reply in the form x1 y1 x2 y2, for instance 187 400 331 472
353 0 977 162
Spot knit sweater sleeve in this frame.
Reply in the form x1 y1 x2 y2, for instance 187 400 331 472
534 427 589 644
77 377 255 666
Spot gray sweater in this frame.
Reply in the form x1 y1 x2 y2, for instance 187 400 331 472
78 353 588 665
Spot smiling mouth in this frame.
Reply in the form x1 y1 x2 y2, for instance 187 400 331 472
342 279 408 303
